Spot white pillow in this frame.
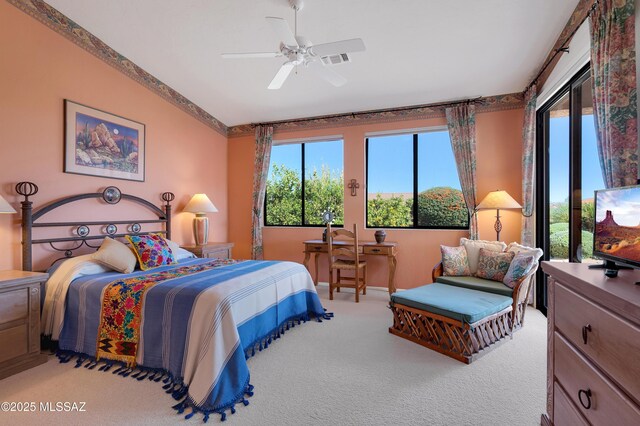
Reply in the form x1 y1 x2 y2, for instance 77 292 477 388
92 237 137 273
460 238 507 275
164 238 196 261
506 242 544 261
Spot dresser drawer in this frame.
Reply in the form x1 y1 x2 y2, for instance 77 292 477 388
555 283 640 400
554 332 640 425
554 382 588 426
363 245 392 255
0 288 28 324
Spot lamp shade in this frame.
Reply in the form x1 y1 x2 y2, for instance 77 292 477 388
0 194 16 214
477 190 522 210
183 193 218 214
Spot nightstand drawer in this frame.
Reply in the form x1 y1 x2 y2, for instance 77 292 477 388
0 288 28 324
205 250 229 260
555 283 640 399
307 245 326 253
0 324 28 363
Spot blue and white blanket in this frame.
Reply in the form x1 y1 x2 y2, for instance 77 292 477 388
42 257 329 420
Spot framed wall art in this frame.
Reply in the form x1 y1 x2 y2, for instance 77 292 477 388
64 100 145 182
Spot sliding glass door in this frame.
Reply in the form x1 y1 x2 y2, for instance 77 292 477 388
536 65 603 312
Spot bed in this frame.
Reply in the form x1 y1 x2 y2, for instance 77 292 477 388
16 182 330 421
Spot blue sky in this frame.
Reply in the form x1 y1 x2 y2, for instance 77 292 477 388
268 131 461 194
548 114 604 202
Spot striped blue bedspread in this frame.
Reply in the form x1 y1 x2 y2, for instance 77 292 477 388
53 258 328 420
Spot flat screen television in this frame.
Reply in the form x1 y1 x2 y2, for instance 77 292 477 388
593 184 640 272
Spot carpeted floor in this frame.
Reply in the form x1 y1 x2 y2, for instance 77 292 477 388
0 286 547 425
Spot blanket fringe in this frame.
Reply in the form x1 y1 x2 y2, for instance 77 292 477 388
52 309 333 422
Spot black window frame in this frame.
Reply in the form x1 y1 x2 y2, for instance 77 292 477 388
264 140 344 227
535 63 592 315
365 131 470 230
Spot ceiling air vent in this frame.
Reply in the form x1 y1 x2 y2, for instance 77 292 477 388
320 53 351 66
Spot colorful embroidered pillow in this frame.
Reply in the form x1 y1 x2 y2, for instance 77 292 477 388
476 248 514 282
460 238 507 275
503 253 536 288
441 245 471 276
125 234 177 271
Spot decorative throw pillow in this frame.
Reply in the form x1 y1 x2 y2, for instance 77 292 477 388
125 234 177 271
460 238 507 275
503 253 536 288
163 238 196 261
441 245 471 276
93 237 138 273
476 248 514 282
506 242 544 261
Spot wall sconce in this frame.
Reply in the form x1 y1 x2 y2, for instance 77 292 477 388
183 194 218 246
476 190 522 241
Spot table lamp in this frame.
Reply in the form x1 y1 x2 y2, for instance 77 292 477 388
0 194 16 214
476 190 522 241
183 193 218 245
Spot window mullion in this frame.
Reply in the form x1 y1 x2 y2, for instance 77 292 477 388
412 133 419 228
301 143 306 226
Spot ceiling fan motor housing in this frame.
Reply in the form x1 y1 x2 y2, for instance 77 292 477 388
289 0 304 11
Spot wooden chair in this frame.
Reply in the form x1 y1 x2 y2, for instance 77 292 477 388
327 224 367 302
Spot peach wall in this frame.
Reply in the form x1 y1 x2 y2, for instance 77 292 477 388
228 108 524 290
0 2 227 270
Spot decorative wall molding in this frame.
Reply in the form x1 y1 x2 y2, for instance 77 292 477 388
7 0 228 136
228 92 525 138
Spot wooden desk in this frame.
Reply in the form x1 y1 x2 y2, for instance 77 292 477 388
303 239 398 294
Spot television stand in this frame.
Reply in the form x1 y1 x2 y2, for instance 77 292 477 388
588 260 632 278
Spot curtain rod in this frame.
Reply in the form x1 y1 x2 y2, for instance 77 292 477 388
526 0 598 91
253 96 484 128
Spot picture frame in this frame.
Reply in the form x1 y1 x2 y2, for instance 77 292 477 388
64 100 145 182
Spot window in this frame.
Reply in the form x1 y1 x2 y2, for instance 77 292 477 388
366 130 468 229
536 64 602 312
265 139 344 226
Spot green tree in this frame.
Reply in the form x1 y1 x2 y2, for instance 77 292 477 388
367 194 413 227
417 187 468 227
550 202 569 224
304 166 344 225
581 200 595 232
265 164 302 225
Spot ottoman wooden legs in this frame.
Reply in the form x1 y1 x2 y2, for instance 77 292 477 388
389 302 516 364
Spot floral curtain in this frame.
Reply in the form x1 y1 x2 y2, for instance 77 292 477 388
446 103 478 240
251 125 274 260
521 85 537 246
589 0 638 188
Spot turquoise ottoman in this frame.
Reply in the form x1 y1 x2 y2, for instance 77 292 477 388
389 283 515 363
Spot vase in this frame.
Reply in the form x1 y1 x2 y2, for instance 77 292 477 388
374 230 386 244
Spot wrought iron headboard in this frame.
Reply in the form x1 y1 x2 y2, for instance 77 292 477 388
16 181 175 271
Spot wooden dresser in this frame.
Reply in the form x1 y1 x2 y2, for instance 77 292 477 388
0 270 49 379
181 242 234 260
541 262 640 425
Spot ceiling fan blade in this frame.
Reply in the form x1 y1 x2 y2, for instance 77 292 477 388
307 60 347 87
310 38 366 57
268 62 295 90
221 52 282 59
266 17 299 48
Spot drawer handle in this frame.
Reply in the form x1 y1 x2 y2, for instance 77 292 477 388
371 249 380 253
582 324 592 344
578 388 592 410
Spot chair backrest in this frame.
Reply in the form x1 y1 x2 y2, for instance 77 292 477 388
327 224 360 264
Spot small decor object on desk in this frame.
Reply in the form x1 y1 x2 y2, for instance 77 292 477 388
374 229 386 244
184 193 218 245
321 210 335 242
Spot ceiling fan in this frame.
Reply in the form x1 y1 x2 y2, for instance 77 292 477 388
221 0 366 90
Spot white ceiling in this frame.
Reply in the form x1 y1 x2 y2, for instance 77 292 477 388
46 0 579 127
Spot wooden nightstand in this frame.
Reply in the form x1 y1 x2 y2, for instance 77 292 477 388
181 242 234 259
0 270 49 379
